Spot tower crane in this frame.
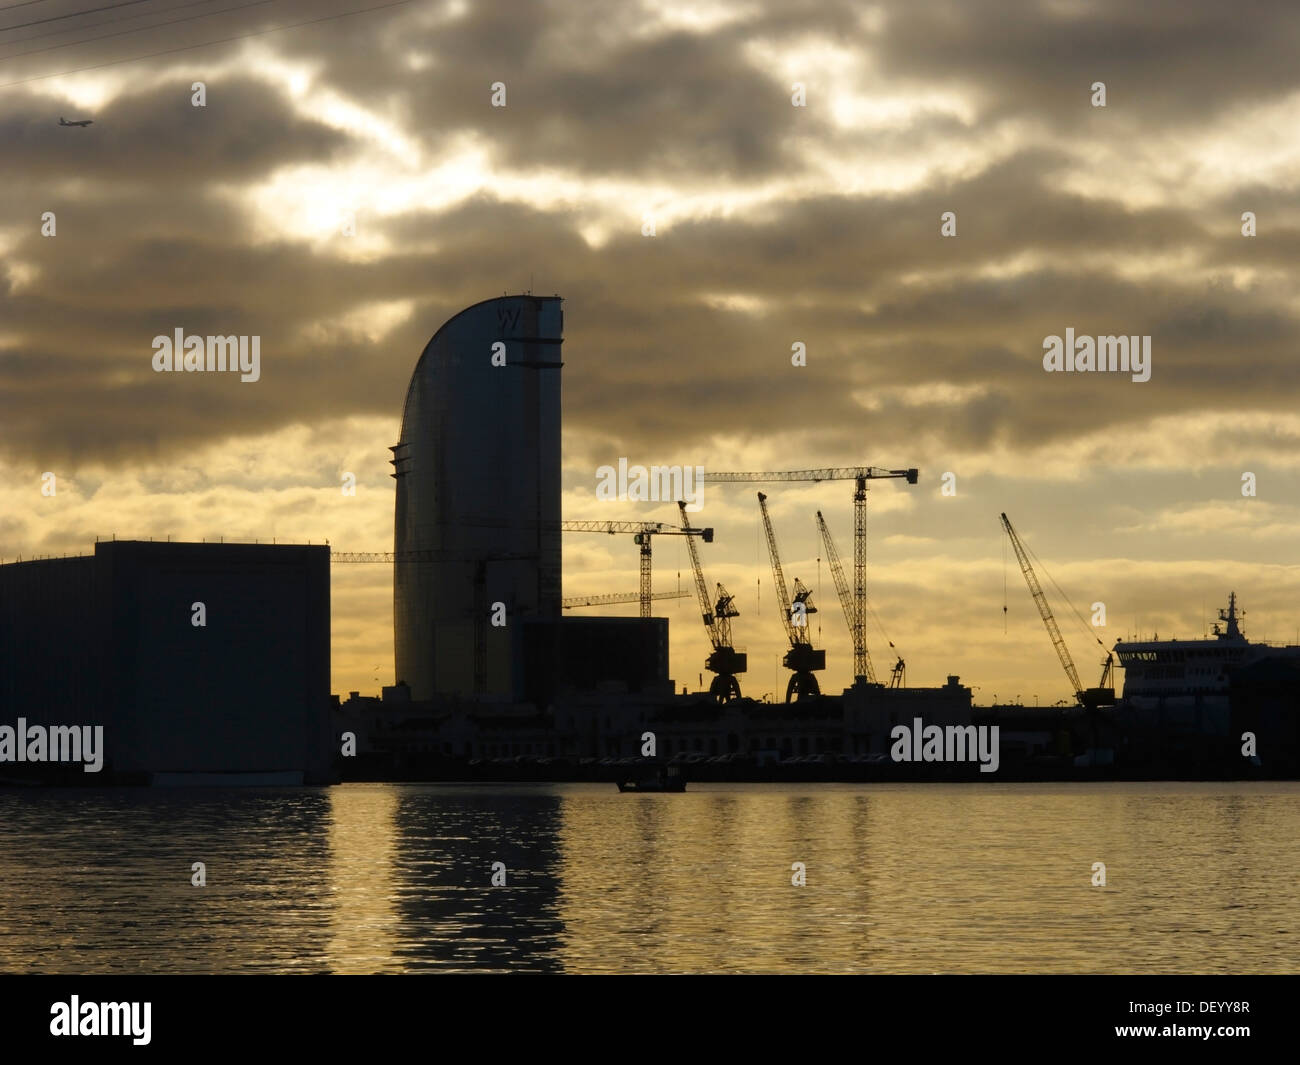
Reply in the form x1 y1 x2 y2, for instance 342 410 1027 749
562 590 688 610
476 518 712 619
331 549 521 563
703 467 918 484
678 501 747 701
815 510 877 684
757 492 825 701
706 466 915 686
340 518 713 619
1000 512 1115 710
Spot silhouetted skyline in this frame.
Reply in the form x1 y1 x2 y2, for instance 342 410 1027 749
3 0 1300 704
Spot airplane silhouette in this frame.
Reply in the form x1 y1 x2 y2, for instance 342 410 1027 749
59 116 93 127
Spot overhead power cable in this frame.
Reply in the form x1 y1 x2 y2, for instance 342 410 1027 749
0 0 242 53
0 1 64 16
0 0 158 34
0 0 414 88
0 0 275 60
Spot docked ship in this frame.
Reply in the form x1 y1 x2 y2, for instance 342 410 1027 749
1112 592 1300 745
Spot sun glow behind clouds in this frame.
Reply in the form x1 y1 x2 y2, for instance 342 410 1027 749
228 27 992 250
853 383 991 412
26 72 122 113
300 299 416 345
636 0 756 35
235 135 491 249
4 259 39 293
701 292 766 314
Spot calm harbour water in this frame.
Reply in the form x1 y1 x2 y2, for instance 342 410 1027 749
0 781 1295 974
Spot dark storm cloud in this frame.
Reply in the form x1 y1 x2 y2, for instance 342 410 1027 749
0 79 346 185
274 0 859 180
5 166 1300 467
873 0 1300 128
256 0 1300 183
4 0 1300 471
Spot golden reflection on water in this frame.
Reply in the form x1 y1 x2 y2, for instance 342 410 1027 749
318 781 1300 973
546 782 1300 973
327 784 401 973
0 782 1295 973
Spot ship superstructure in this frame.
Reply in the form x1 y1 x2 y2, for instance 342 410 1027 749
1113 593 1300 718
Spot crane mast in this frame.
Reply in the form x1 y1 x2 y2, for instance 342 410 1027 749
816 510 876 683
853 475 868 683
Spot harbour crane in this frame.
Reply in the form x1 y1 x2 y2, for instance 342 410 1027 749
815 510 877 684
678 501 747 701
1000 512 1115 710
337 518 712 619
465 518 711 619
757 492 825 701
706 466 916 685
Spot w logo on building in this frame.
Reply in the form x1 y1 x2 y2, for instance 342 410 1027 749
496 304 522 332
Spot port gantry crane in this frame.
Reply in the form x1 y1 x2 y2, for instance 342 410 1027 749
699 466 918 691
816 510 878 685
678 501 748 702
757 491 825 702
999 512 1115 710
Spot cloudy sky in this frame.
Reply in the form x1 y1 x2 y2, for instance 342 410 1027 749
4 0 1300 703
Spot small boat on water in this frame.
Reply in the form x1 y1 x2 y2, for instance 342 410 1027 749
616 764 686 792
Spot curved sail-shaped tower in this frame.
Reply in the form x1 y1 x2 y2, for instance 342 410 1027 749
391 295 563 698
